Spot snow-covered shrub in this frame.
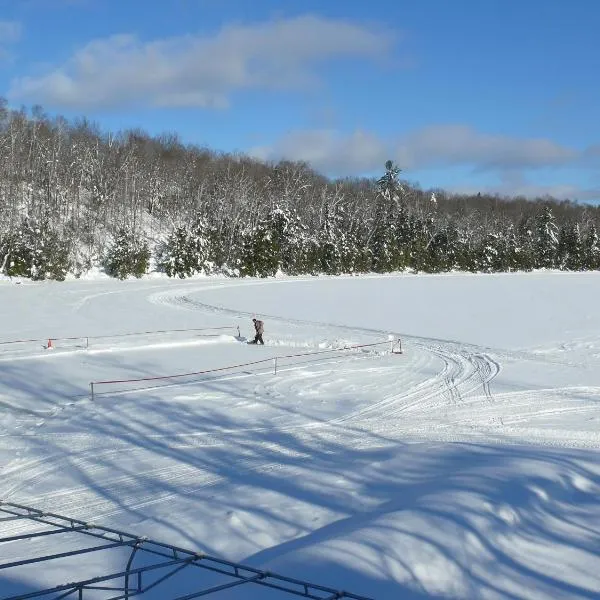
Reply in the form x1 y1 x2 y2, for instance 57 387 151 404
0 219 71 280
104 227 150 279
0 231 29 277
534 206 559 269
238 222 278 277
156 225 197 278
583 224 600 270
156 218 215 278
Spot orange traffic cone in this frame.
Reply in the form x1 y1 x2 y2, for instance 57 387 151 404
47 339 53 350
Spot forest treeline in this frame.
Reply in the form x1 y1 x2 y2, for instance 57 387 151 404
1 100 599 280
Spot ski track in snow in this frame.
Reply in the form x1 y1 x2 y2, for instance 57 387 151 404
148 285 600 448
1 279 599 537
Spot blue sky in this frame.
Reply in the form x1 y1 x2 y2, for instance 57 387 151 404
0 0 599 201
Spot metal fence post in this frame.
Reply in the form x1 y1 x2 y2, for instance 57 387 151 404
90 382 94 401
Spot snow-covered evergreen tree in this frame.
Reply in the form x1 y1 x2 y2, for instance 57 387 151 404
104 227 150 279
582 224 600 270
204 219 230 273
157 226 195 278
534 206 559 268
392 205 414 271
341 220 371 274
370 161 405 272
500 224 523 272
425 223 464 272
268 207 314 275
376 160 403 206
157 218 213 278
515 217 536 271
239 220 278 277
557 223 584 271
318 202 344 275
369 201 395 273
478 232 502 272
0 218 70 280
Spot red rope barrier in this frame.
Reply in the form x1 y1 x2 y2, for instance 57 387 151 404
90 341 389 388
0 337 45 346
0 326 239 347
86 326 237 341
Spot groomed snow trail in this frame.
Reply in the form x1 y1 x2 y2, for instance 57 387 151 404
150 284 600 448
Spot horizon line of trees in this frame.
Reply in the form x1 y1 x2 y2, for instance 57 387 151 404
1 101 599 280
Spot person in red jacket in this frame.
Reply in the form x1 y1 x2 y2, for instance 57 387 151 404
249 318 264 345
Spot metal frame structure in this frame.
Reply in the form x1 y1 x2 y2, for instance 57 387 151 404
0 502 373 600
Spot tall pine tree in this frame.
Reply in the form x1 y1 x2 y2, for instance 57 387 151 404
534 206 559 268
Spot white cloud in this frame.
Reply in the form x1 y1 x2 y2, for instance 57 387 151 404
250 129 389 174
0 20 22 62
251 125 580 176
250 125 599 201
0 21 21 44
8 16 395 109
584 144 600 165
397 125 577 170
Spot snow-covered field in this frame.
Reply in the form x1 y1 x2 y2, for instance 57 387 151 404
1 271 600 599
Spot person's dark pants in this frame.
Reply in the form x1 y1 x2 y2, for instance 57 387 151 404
251 333 264 345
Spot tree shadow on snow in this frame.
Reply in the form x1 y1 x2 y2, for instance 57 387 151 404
1 361 600 599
